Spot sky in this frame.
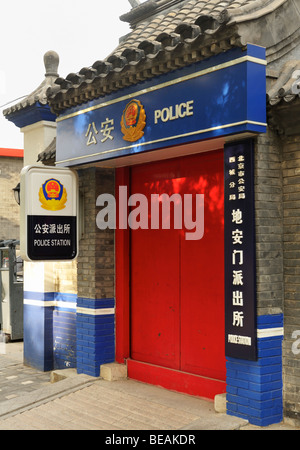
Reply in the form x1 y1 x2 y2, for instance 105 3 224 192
0 0 146 149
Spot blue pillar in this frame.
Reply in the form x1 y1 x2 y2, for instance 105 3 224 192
226 314 284 426
76 298 115 377
53 293 77 369
23 291 54 372
23 291 78 372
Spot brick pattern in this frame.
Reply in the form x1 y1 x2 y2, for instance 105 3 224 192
0 157 23 240
77 168 114 300
282 134 300 426
53 260 77 295
227 314 283 426
76 298 115 377
254 130 300 426
77 168 98 299
53 293 77 370
254 131 284 315
53 310 76 369
76 168 115 376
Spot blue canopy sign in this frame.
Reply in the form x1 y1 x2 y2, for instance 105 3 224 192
56 44 266 167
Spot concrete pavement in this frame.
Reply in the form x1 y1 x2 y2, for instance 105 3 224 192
0 341 298 431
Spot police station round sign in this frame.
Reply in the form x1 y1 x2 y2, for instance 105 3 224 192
20 166 78 261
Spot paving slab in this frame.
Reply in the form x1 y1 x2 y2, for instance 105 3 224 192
0 379 248 430
0 342 298 431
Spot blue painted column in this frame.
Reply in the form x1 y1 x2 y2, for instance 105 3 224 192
226 314 284 426
53 293 77 369
23 291 78 372
76 298 115 377
23 291 54 371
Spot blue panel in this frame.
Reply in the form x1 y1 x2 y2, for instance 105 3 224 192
56 45 266 167
76 297 115 377
226 314 283 427
24 302 54 372
23 291 78 372
53 310 76 369
77 297 115 309
224 139 257 360
257 314 284 329
24 291 55 302
6 103 56 128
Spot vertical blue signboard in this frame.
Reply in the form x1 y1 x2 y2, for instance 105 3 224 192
224 140 257 361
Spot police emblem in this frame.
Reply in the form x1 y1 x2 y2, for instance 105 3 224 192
39 179 67 211
120 99 146 142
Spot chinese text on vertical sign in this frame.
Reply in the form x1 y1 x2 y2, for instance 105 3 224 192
225 141 257 361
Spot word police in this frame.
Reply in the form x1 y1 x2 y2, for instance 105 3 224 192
154 100 194 124
105 434 196 447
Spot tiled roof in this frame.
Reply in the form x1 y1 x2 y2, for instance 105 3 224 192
48 0 289 114
37 137 56 165
267 59 300 136
118 0 259 45
267 60 300 105
4 0 298 120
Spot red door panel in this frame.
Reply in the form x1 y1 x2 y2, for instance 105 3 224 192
179 151 226 380
130 149 225 380
130 161 181 369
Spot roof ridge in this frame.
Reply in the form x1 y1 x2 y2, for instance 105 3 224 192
121 0 186 27
228 0 288 23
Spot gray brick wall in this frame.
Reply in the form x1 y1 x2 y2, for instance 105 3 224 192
256 129 300 425
282 134 300 425
77 167 115 300
255 131 284 316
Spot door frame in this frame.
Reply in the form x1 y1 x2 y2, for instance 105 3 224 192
115 154 227 399
115 167 131 364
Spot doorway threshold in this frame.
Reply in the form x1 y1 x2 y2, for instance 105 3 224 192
127 359 226 400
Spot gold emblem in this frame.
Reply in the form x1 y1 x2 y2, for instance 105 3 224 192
121 99 146 142
39 179 67 211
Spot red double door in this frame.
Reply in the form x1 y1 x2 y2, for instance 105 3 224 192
130 149 226 382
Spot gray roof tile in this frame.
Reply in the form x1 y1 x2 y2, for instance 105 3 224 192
267 60 300 105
